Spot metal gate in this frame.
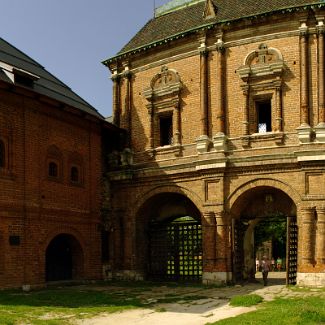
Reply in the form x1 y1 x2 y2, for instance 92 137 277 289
148 216 202 282
232 219 248 282
286 216 298 285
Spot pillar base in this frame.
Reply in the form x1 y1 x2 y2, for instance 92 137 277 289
213 132 228 151
111 270 144 281
202 271 232 285
315 122 325 143
296 123 312 143
296 272 325 287
196 135 211 153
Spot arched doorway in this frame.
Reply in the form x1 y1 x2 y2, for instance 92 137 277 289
45 234 84 282
230 186 297 285
136 192 202 282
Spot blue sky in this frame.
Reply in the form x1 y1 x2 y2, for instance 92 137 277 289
1 0 168 117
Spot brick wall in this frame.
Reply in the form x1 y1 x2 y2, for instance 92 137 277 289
0 86 103 288
107 9 325 285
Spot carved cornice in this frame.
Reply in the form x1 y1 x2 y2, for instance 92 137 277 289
111 73 121 82
237 43 284 82
143 66 182 102
215 39 225 53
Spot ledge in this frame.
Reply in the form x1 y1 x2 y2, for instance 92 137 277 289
242 132 284 147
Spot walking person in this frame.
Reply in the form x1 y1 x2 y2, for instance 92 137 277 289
261 256 270 286
255 257 260 272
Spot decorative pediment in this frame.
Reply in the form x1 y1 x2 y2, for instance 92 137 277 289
203 0 217 20
143 66 182 100
237 44 284 81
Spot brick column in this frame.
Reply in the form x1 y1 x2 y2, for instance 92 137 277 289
213 38 228 151
315 20 325 142
275 84 283 132
298 207 315 266
196 40 211 153
199 45 209 136
123 66 132 148
297 22 312 143
147 104 154 151
202 211 216 270
316 207 325 264
216 40 225 134
111 71 121 127
243 86 250 135
173 100 181 145
299 23 309 126
215 212 229 270
318 24 325 123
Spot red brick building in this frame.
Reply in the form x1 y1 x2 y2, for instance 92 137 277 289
103 0 325 287
0 38 119 289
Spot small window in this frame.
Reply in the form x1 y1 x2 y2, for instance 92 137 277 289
0 140 5 168
256 100 272 133
160 115 173 146
70 166 79 183
48 162 58 178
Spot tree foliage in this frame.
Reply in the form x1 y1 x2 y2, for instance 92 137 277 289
254 215 286 251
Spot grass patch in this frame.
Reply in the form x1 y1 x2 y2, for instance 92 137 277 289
229 294 263 307
206 296 325 325
0 287 146 325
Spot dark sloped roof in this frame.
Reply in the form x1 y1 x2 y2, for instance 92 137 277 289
108 0 324 62
0 38 103 119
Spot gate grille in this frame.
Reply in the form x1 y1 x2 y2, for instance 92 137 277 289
149 217 202 282
232 219 248 282
286 216 298 285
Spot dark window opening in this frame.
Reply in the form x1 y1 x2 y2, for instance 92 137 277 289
256 100 272 133
48 162 58 178
9 235 20 246
15 74 34 88
101 231 109 262
160 116 173 146
0 140 5 168
70 166 79 183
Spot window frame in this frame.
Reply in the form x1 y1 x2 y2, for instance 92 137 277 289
159 114 173 147
255 98 272 133
46 145 63 182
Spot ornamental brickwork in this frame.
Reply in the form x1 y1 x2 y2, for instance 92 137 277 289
104 0 325 287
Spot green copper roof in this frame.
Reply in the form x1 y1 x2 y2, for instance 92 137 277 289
103 0 325 66
155 0 205 17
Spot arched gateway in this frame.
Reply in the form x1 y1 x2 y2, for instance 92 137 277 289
45 234 84 282
229 185 297 284
136 192 203 282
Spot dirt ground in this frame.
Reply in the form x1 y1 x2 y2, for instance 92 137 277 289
76 272 324 325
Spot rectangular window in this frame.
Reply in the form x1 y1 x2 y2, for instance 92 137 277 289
160 115 173 146
256 100 271 133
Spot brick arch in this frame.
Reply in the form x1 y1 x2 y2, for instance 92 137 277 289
43 226 87 256
226 178 301 214
134 184 204 220
43 227 87 281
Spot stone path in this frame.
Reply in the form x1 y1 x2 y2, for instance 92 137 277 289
77 273 324 325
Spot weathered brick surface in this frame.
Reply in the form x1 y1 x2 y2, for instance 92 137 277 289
107 9 325 285
0 87 103 288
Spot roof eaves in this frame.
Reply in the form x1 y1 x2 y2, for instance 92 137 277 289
102 2 325 67
102 21 217 67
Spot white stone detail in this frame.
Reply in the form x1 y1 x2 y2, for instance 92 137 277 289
202 272 232 285
296 272 325 287
196 162 226 170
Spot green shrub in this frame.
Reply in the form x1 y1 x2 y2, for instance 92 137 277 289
229 294 263 307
